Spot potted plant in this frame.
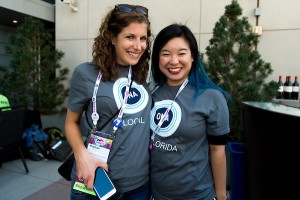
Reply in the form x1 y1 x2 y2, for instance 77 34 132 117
0 16 69 115
203 0 277 142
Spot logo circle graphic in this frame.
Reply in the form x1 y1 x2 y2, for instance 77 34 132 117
113 78 149 114
150 100 182 137
122 87 140 105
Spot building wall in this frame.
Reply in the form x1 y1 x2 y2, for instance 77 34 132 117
55 0 300 85
0 0 54 67
0 0 54 22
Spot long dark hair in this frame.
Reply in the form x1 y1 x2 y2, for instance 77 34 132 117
151 23 230 99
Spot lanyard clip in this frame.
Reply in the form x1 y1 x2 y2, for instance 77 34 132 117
91 112 99 128
111 128 117 138
92 125 97 133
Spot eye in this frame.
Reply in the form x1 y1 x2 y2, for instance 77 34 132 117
160 49 170 56
161 52 170 57
140 36 147 41
126 35 134 40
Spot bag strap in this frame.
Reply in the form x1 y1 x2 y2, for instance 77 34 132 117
84 77 134 139
83 108 119 144
85 108 119 132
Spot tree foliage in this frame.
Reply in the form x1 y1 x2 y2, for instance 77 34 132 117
204 0 277 141
0 17 69 114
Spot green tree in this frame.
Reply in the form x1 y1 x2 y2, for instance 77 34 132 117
204 0 277 141
0 17 69 114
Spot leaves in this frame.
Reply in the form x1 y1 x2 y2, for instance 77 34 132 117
0 17 69 114
204 0 277 141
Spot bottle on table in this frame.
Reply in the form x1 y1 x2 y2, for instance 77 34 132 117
291 76 299 100
276 75 283 99
283 76 292 99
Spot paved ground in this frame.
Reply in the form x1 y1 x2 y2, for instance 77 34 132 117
0 158 70 200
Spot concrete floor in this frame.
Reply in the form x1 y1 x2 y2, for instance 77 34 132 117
0 158 69 200
1 157 231 200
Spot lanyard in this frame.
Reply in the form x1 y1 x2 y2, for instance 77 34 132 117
91 66 132 134
151 78 189 141
91 71 103 131
112 66 132 135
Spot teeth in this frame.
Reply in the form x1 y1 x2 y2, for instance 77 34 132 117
129 52 139 57
169 68 180 72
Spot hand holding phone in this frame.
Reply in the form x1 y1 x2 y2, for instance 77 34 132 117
94 167 116 200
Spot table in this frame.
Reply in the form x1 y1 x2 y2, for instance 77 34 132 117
240 101 300 200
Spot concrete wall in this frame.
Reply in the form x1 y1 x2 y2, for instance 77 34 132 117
55 0 300 86
0 0 54 67
0 0 54 22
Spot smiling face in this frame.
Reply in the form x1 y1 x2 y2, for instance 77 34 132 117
159 37 193 86
112 22 148 66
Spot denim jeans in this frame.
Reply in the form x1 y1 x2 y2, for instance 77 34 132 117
150 196 217 200
109 182 150 200
71 182 150 200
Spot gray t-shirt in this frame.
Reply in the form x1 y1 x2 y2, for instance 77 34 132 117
68 62 152 193
150 83 230 200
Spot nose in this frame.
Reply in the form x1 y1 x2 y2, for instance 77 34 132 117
170 55 179 65
134 40 142 51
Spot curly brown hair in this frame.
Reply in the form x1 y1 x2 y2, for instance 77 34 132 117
92 5 152 84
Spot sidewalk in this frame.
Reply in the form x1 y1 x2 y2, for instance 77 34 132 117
1 157 230 200
0 158 70 200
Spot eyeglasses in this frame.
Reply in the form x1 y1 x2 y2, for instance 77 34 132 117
115 4 148 16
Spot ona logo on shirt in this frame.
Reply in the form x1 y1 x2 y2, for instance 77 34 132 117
113 78 149 114
150 100 182 137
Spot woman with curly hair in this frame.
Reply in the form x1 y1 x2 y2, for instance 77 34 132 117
65 4 152 200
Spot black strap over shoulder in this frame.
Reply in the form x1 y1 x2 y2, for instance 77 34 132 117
85 77 134 132
85 108 119 131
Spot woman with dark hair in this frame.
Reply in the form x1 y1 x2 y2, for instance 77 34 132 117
65 4 152 200
150 24 230 200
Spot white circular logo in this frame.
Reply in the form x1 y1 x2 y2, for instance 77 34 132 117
150 100 182 137
113 78 149 114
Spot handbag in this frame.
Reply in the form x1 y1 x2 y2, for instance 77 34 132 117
57 152 74 181
58 109 119 181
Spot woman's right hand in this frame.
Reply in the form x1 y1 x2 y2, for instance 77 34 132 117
75 149 109 190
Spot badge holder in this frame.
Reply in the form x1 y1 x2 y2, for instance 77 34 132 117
87 131 114 163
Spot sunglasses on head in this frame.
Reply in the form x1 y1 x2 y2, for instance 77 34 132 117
115 4 148 16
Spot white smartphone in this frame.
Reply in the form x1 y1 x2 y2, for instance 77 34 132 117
93 167 116 200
